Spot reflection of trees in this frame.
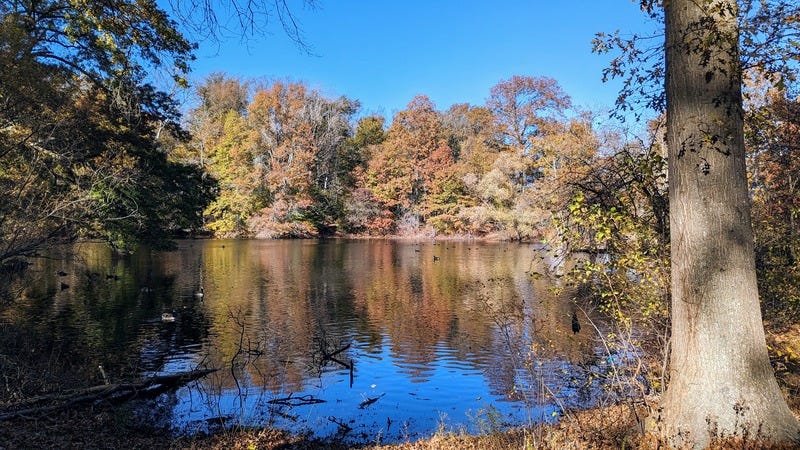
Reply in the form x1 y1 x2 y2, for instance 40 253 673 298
348 241 453 380
0 243 202 393
3 239 602 418
188 240 362 394
344 241 571 397
414 243 598 403
191 240 553 394
190 241 315 392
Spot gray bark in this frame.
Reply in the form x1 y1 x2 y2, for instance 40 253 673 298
660 0 800 447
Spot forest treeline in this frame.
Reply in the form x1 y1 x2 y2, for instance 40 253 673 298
179 74 600 240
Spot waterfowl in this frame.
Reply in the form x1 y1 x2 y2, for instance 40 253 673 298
161 312 176 322
57 270 67 277
194 286 204 298
433 255 440 262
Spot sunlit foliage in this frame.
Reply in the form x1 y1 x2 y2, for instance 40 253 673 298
183 75 606 240
746 79 800 319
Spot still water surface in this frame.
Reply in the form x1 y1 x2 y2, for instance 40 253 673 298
9 239 612 443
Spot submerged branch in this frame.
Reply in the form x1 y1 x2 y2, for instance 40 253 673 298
0 368 217 421
266 393 326 407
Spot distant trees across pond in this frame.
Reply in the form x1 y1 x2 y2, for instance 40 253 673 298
180 73 608 241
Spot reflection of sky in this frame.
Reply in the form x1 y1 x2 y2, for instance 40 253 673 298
165 335 560 443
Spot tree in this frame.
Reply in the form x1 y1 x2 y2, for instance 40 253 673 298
167 0 318 48
339 116 387 233
183 73 250 168
659 0 799 446
0 0 210 258
361 95 454 233
487 75 571 152
747 91 800 315
238 80 357 237
202 110 259 236
596 0 800 119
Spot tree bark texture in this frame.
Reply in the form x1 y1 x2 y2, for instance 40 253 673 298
661 0 800 447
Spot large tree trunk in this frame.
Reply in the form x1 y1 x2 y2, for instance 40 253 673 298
661 0 800 447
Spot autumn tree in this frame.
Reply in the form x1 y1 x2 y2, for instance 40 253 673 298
361 95 455 234
453 76 575 240
340 116 387 233
658 0 799 446
595 0 800 446
340 116 386 182
556 119 671 402
241 81 357 237
528 116 603 219
201 110 260 236
592 0 800 445
486 75 571 201
740 75 800 316
441 104 501 188
440 104 505 235
487 75 571 151
182 73 250 168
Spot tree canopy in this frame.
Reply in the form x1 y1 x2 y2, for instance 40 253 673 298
0 0 212 260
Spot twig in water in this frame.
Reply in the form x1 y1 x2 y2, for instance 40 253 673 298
359 393 385 409
266 393 326 407
328 416 352 434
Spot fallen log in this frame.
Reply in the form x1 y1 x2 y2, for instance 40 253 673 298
0 368 217 421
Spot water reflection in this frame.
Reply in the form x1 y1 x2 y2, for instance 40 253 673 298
4 240 613 443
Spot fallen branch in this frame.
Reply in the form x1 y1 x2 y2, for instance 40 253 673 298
322 343 354 387
0 368 217 421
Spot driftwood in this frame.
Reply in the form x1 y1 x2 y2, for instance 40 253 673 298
322 343 350 360
321 343 351 369
0 368 217 421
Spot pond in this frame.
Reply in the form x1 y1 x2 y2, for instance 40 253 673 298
2 239 618 444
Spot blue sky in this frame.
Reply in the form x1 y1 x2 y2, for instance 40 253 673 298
186 1 660 119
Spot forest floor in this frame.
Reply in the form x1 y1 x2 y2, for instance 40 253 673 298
2 323 800 449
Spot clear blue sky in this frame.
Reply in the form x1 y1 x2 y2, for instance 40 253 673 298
185 1 660 119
